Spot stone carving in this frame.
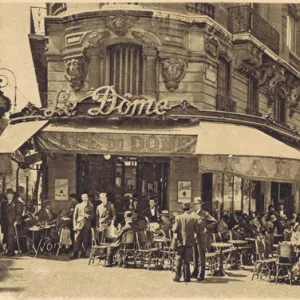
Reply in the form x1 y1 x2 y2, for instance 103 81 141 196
83 31 111 49
205 27 219 58
233 44 263 77
64 57 88 91
44 90 77 117
161 58 187 92
105 15 137 36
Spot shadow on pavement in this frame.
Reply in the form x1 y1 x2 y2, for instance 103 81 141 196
200 277 243 284
0 258 14 282
0 287 25 292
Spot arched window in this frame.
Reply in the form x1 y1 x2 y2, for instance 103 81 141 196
107 43 143 96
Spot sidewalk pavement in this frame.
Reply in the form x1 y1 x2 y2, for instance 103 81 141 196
0 255 299 300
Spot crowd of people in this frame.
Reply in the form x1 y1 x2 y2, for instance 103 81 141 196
1 187 300 283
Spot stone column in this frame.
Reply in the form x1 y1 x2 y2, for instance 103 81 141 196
143 46 157 99
88 47 101 91
292 183 300 214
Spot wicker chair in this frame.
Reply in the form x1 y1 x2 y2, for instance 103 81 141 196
275 242 297 285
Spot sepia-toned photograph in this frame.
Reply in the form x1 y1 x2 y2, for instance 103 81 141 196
1 1 300 299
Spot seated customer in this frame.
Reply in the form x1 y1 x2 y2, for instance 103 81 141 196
36 201 55 224
291 223 300 246
105 211 137 267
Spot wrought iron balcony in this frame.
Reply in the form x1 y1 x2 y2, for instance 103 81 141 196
186 3 215 19
228 5 280 55
216 95 236 112
246 107 262 117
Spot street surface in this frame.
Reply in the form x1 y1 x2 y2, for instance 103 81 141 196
0 255 299 299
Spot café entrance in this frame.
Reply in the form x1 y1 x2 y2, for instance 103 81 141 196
76 154 170 209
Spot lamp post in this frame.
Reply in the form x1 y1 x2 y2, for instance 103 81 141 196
0 68 17 113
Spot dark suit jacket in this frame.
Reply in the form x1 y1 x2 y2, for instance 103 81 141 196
143 206 161 223
172 212 200 247
4 198 23 225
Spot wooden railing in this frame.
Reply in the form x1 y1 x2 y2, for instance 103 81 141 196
216 95 236 112
228 5 280 55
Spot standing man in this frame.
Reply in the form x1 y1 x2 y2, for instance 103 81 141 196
71 193 94 259
96 192 116 242
68 193 79 219
191 197 217 281
172 202 200 282
3 188 23 256
143 198 161 223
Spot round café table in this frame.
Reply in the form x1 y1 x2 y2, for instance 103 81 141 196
28 226 42 257
211 242 232 276
228 240 248 269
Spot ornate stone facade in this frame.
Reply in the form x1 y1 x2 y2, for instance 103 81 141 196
64 57 88 91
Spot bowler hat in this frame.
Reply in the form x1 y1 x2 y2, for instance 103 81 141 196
181 202 192 210
6 188 14 194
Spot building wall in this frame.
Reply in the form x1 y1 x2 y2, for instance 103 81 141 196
46 153 76 213
169 157 201 213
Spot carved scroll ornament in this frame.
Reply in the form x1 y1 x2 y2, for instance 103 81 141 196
64 57 88 92
161 58 187 92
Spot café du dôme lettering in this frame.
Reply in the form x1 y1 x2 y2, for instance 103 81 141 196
37 132 197 154
88 86 169 116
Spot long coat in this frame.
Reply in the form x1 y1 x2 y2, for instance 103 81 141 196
172 211 200 247
4 198 23 225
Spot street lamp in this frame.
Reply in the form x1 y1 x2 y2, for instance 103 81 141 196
0 68 17 113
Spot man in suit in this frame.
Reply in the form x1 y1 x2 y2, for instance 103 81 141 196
143 198 161 223
96 192 116 242
3 188 23 256
172 202 200 282
71 193 94 259
191 196 217 281
36 200 54 224
105 210 137 267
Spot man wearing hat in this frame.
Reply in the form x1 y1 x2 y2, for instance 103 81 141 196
105 210 137 267
191 196 217 281
36 200 54 224
160 210 172 238
172 202 200 282
2 188 23 256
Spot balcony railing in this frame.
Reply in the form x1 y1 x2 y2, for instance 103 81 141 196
186 3 215 19
228 5 280 55
216 95 236 112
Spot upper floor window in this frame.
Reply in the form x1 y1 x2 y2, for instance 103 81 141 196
107 43 143 96
274 97 286 125
247 78 259 113
287 14 297 53
218 57 230 97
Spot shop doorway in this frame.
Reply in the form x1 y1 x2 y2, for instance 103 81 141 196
271 182 293 215
76 155 169 210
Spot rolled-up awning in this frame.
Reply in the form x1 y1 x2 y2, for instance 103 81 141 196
196 122 300 183
0 120 48 154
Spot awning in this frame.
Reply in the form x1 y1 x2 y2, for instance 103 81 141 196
196 122 300 183
36 122 199 156
0 120 48 154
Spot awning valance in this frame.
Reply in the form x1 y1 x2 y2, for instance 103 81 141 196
196 122 300 183
36 123 199 156
0 120 48 154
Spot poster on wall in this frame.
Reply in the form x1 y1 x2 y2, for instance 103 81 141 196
55 179 68 201
177 181 192 203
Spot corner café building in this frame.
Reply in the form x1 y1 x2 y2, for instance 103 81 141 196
1 86 300 217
